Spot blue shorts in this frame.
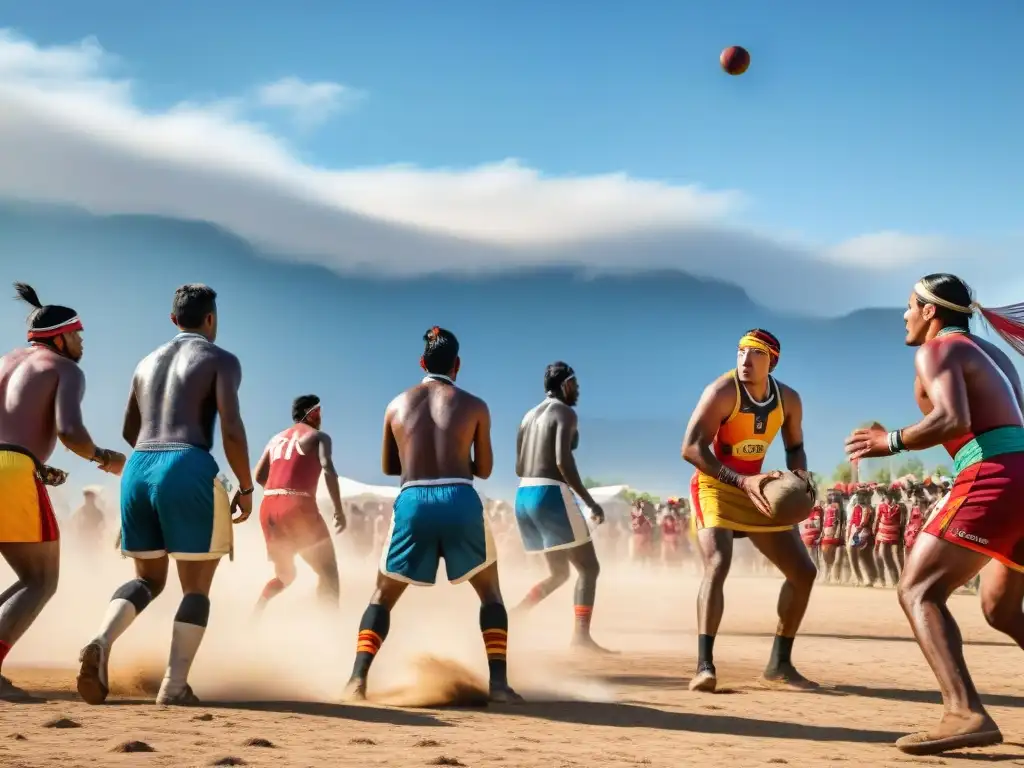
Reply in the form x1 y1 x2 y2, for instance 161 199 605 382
515 479 592 554
120 443 232 560
380 480 494 586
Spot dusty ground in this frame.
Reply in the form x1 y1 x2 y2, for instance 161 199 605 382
1 538 1023 768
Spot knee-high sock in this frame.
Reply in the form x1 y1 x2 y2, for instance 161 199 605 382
96 579 155 648
480 602 509 686
162 593 210 694
351 604 390 681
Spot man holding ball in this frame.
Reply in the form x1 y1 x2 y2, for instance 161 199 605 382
682 329 817 693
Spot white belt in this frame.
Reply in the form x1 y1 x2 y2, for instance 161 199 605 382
264 489 312 497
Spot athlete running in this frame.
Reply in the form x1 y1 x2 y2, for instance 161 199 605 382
343 327 521 703
0 284 124 701
846 273 1024 756
512 362 612 652
253 395 346 613
77 284 253 706
682 328 817 692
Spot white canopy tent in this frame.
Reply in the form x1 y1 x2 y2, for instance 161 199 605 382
584 484 633 523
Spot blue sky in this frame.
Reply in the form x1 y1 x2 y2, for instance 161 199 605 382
0 3 1019 501
2 0 1020 243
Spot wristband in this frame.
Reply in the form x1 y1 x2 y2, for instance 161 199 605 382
887 430 907 455
91 447 111 466
716 465 743 488
238 486 254 496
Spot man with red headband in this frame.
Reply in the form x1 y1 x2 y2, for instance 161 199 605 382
252 394 347 614
846 273 1024 756
682 328 817 692
0 283 124 700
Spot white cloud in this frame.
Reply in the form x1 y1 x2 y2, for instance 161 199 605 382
0 29 1011 315
255 76 363 129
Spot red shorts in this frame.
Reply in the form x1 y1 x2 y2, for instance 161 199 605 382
923 453 1024 571
259 494 330 562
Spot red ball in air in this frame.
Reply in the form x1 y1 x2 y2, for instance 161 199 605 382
720 46 750 76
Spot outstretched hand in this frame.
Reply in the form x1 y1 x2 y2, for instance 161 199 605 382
845 423 891 460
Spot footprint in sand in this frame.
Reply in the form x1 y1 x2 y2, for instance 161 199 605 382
349 737 377 745
43 718 81 729
415 739 442 747
427 759 465 767
210 758 246 767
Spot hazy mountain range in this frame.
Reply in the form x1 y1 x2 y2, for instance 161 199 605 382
0 202 954 499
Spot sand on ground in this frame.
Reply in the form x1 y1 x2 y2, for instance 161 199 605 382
1 528 1023 768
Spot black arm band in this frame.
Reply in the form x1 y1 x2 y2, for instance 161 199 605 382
238 486 254 496
716 465 743 488
91 447 111 465
784 442 804 455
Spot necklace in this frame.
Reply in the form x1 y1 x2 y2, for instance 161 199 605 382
936 327 968 338
422 374 454 385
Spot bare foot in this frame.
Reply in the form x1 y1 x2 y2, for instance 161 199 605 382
761 663 820 691
342 678 367 702
569 636 619 655
896 711 1002 756
688 663 717 693
489 683 524 703
76 641 110 705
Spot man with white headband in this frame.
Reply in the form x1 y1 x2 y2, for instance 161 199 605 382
342 326 521 703
682 328 818 693
252 394 346 614
846 273 1024 756
0 283 124 701
511 361 612 653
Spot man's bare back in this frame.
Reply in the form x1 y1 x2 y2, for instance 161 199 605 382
127 334 236 449
384 379 489 482
516 399 574 483
0 345 85 463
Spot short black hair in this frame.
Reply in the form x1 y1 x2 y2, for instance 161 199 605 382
172 284 217 329
915 273 973 331
292 394 320 423
544 361 575 395
422 326 459 374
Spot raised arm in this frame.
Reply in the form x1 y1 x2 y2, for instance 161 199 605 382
681 377 742 487
471 401 494 480
215 352 253 490
553 406 597 509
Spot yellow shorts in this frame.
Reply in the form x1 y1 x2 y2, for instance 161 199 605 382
689 471 792 534
0 449 60 543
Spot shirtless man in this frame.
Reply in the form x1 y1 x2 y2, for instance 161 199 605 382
682 329 817 692
77 284 253 706
629 499 655 566
69 489 108 553
0 284 124 700
846 273 1024 755
342 327 520 703
253 394 346 613
511 362 611 651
